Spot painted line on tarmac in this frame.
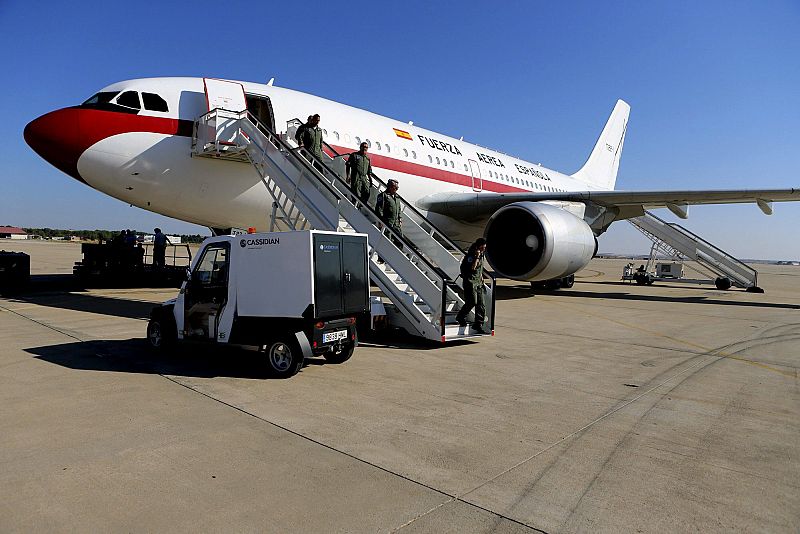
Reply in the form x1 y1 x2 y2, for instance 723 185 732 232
0 301 544 533
537 296 797 378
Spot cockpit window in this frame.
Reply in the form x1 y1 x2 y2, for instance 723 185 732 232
82 92 118 106
142 92 168 112
116 91 141 110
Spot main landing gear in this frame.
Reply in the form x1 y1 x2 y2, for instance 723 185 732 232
530 274 575 290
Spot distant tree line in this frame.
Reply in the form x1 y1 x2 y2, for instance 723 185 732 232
22 228 209 244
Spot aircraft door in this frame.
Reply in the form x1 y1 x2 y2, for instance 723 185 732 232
245 94 276 134
185 243 230 339
468 159 483 192
203 78 247 145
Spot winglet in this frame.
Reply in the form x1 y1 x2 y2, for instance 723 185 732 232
572 99 630 191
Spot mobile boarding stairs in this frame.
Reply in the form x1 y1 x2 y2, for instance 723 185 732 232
627 211 762 292
191 109 496 342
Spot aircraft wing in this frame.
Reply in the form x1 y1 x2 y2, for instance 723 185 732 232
416 188 800 221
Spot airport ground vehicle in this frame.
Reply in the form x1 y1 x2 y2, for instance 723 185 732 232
74 239 192 287
146 230 369 378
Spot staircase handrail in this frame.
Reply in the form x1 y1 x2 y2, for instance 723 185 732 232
287 118 497 290
286 118 468 258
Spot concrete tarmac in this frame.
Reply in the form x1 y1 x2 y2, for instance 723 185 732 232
1 242 798 533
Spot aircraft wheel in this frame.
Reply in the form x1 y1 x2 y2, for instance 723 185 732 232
715 277 732 290
561 275 575 289
264 338 304 378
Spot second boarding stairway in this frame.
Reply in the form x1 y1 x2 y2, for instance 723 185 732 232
191 109 496 342
628 211 761 292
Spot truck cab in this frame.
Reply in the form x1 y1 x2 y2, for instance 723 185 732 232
147 230 369 377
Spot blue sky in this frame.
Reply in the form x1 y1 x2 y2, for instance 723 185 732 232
1 1 798 259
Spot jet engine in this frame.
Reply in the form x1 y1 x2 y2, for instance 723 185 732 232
484 202 597 281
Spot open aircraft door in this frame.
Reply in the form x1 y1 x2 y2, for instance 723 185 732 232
203 78 247 145
468 159 483 192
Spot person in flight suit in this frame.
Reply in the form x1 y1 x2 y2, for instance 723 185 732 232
346 142 372 206
455 237 488 334
376 179 403 253
299 113 324 167
294 115 313 145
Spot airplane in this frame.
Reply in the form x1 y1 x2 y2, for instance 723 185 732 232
24 77 799 286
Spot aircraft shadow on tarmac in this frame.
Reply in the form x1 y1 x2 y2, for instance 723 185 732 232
494 284 800 309
7 290 154 320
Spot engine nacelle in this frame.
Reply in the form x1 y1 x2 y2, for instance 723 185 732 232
484 202 596 281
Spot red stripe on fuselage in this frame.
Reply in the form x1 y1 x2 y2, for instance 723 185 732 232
329 144 526 193
28 105 527 194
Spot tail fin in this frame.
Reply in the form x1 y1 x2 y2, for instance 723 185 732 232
572 99 630 190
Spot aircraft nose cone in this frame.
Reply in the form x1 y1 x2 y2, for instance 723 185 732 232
24 108 86 183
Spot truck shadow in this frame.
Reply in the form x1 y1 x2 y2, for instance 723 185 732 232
26 339 286 379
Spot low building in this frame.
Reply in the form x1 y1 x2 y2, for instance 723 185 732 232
0 226 28 240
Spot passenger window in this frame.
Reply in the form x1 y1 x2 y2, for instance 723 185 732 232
365 139 371 148
344 134 351 143
464 164 468 171
142 92 168 112
116 91 141 110
403 148 408 157
385 144 390 153
436 157 440 165
412 151 417 159
355 136 361 145
376 141 382 151
450 160 454 168
322 129 328 136
428 155 433 163
334 131 340 140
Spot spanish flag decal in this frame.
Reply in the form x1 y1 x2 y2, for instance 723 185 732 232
393 128 413 140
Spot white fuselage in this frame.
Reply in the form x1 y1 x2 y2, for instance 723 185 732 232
69 77 600 241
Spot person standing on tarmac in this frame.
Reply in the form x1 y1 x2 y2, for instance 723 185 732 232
299 114 324 167
455 237 488 334
346 142 372 206
152 227 172 269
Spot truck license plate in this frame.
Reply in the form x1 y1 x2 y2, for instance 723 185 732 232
323 330 347 343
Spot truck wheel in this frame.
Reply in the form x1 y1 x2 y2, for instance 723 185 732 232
264 339 304 378
324 342 355 364
147 318 175 350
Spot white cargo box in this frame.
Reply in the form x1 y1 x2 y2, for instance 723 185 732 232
203 230 369 319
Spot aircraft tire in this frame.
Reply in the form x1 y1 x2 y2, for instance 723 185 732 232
715 277 732 290
561 275 575 289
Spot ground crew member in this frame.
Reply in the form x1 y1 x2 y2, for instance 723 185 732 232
153 227 172 268
299 114 324 166
455 237 488 333
346 142 372 205
376 179 403 253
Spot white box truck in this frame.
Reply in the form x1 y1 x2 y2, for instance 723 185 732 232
146 230 369 377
